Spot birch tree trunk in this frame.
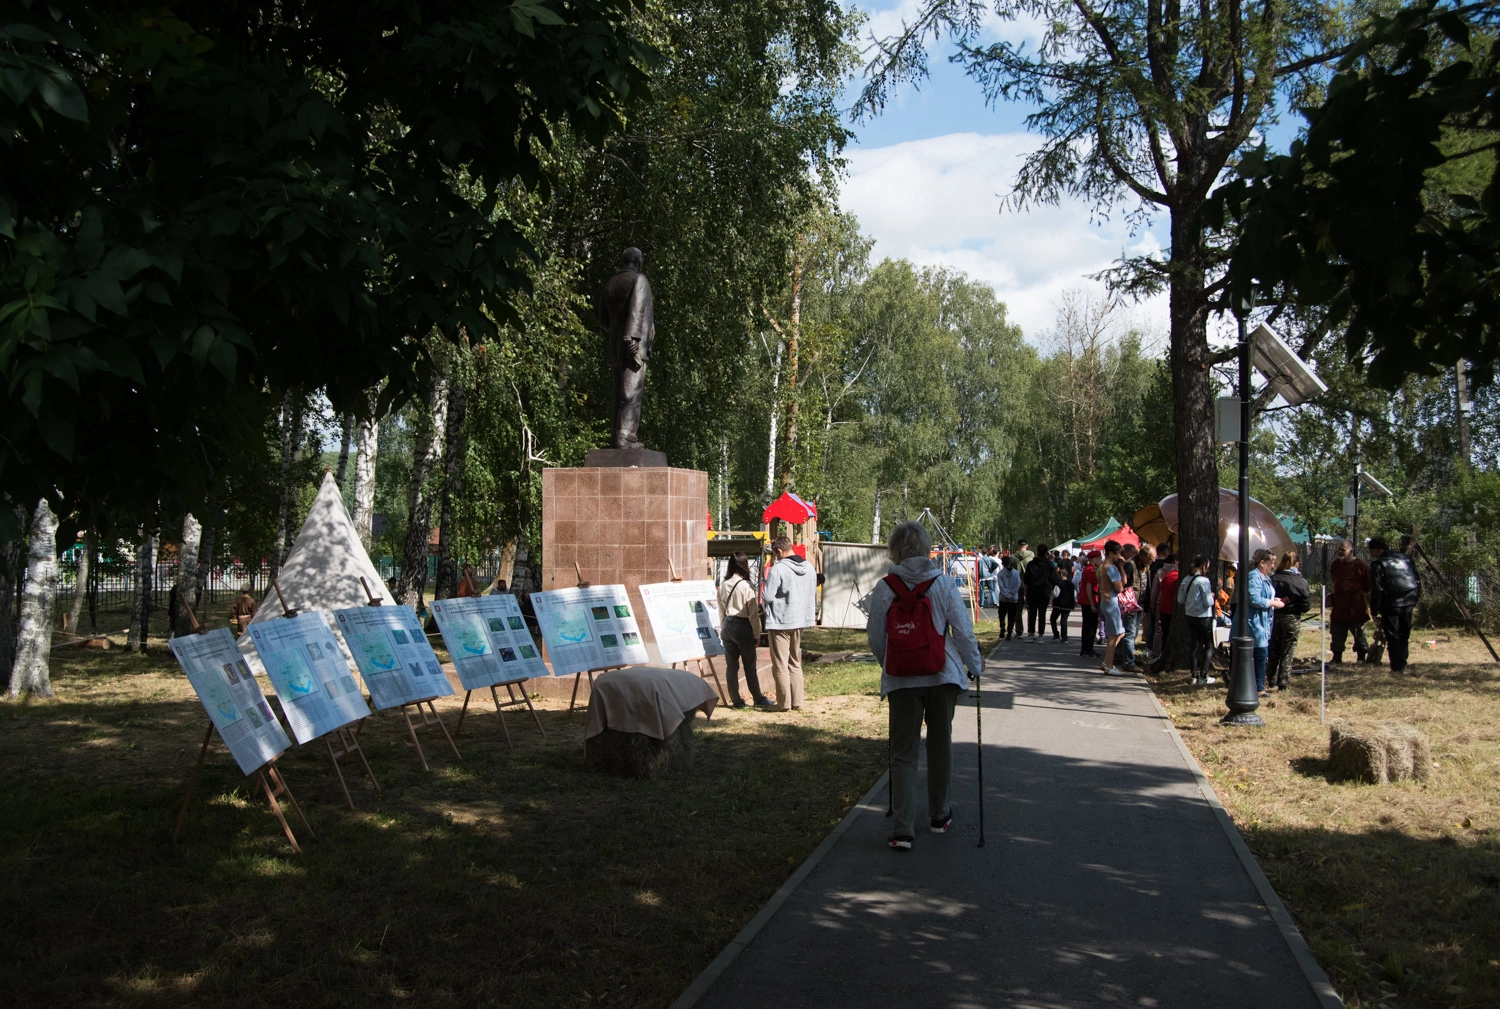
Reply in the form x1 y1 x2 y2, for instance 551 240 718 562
781 252 802 492
352 389 381 551
272 392 305 579
494 539 517 592
194 525 214 610
871 489 882 544
433 379 468 601
0 508 25 682
66 529 93 632
334 412 355 491
8 499 57 698
764 337 783 503
127 532 155 652
174 514 202 633
393 375 449 605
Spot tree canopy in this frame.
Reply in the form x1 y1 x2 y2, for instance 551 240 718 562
0 0 653 535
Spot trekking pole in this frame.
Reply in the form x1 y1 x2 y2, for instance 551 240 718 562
973 668 985 848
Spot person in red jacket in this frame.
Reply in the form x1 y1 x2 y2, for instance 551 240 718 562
1077 552 1101 658
1328 539 1370 664
1157 554 1181 651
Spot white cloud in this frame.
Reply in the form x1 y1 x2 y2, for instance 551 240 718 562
841 131 1169 341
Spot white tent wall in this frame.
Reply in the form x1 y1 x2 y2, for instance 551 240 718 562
820 542 889 630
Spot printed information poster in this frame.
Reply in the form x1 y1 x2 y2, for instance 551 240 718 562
530 585 650 676
170 628 291 775
430 595 548 689
639 580 725 663
333 605 455 710
247 612 371 743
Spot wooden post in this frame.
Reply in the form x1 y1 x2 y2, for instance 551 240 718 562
455 682 546 745
360 576 383 606
173 722 215 844
323 725 381 810
270 578 298 618
173 722 311 853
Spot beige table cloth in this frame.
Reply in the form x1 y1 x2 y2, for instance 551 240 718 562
584 666 718 740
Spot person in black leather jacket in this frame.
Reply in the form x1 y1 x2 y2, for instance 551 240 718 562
1368 536 1421 673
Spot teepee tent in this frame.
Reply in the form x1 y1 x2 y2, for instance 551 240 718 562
243 473 394 640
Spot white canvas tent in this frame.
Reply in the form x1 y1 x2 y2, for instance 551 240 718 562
820 542 889 630
239 473 395 656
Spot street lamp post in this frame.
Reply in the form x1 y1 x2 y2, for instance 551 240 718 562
1223 296 1264 727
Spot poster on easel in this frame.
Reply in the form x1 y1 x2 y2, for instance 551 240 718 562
429 595 548 689
247 612 372 743
530 584 649 676
333 605 455 710
170 629 292 774
639 580 725 663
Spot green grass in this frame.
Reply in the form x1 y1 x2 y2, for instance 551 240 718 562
0 648 890 1008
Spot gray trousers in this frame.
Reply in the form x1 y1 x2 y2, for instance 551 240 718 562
888 684 961 838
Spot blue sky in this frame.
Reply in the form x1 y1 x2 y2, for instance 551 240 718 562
836 2 1173 342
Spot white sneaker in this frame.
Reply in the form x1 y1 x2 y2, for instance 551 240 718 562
1107 667 1125 677
1203 675 1217 685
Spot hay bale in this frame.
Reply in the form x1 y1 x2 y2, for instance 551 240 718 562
1329 719 1432 784
584 711 697 779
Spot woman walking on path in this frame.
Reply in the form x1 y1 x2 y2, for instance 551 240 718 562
1177 555 1217 685
1247 549 1284 695
866 522 983 851
718 552 773 709
1267 549 1311 690
1098 541 1127 675
1050 553 1076 642
1023 545 1055 642
1077 551 1101 658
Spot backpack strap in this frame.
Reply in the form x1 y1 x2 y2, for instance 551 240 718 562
884 574 937 600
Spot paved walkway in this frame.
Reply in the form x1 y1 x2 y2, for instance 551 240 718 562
678 638 1338 1009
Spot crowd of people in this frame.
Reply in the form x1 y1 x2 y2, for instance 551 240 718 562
976 534 1422 691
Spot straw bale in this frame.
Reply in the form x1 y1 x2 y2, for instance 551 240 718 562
585 711 697 779
1329 719 1431 784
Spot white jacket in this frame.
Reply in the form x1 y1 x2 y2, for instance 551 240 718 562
866 556 983 697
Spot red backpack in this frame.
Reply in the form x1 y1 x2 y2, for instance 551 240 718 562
883 575 948 676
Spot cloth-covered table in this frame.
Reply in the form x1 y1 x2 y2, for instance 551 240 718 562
584 666 718 740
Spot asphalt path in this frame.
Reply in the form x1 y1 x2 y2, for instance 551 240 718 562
680 637 1333 1009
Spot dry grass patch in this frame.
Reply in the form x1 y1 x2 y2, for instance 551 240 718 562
1148 629 1500 1009
0 646 893 1008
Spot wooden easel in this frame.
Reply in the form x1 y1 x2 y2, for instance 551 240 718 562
666 557 730 704
455 680 547 747
172 722 313 853
263 578 382 807
352 577 461 769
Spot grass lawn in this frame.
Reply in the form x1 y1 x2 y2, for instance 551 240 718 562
0 630 903 1008
1148 625 1500 1009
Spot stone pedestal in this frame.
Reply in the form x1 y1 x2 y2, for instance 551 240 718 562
539 466 709 692
584 446 668 468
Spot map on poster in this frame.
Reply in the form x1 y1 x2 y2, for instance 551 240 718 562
639 580 725 663
531 584 649 676
247 612 371 743
333 605 455 710
429 595 548 689
169 628 291 775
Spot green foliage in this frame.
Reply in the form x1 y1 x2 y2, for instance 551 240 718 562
1213 0 1500 386
0 0 653 535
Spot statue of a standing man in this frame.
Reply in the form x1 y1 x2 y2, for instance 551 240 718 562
598 247 655 449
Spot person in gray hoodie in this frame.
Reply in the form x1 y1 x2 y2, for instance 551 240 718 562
867 521 983 850
761 534 818 711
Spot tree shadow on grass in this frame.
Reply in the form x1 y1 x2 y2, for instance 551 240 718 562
0 661 887 1009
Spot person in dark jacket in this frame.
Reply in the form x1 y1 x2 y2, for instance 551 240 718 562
1023 545 1055 642
1369 536 1421 673
1327 539 1370 664
1050 554 1076 642
1266 549 1312 690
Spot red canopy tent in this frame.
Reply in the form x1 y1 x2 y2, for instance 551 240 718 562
762 491 817 525
1079 522 1142 551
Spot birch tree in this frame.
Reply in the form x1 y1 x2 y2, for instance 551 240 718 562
352 388 381 551
8 499 57 698
334 413 355 490
393 373 449 605
174 514 202 633
0 507 24 680
434 369 470 601
126 532 155 653
65 529 93 633
272 392 306 579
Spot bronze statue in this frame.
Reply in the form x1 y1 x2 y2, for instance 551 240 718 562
598 247 655 449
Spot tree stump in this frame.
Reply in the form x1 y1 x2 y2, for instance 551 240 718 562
1328 719 1432 784
584 711 697 779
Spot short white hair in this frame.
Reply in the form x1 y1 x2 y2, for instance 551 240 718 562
888 522 932 563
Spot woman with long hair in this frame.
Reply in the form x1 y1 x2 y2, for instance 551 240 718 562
718 552 772 708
